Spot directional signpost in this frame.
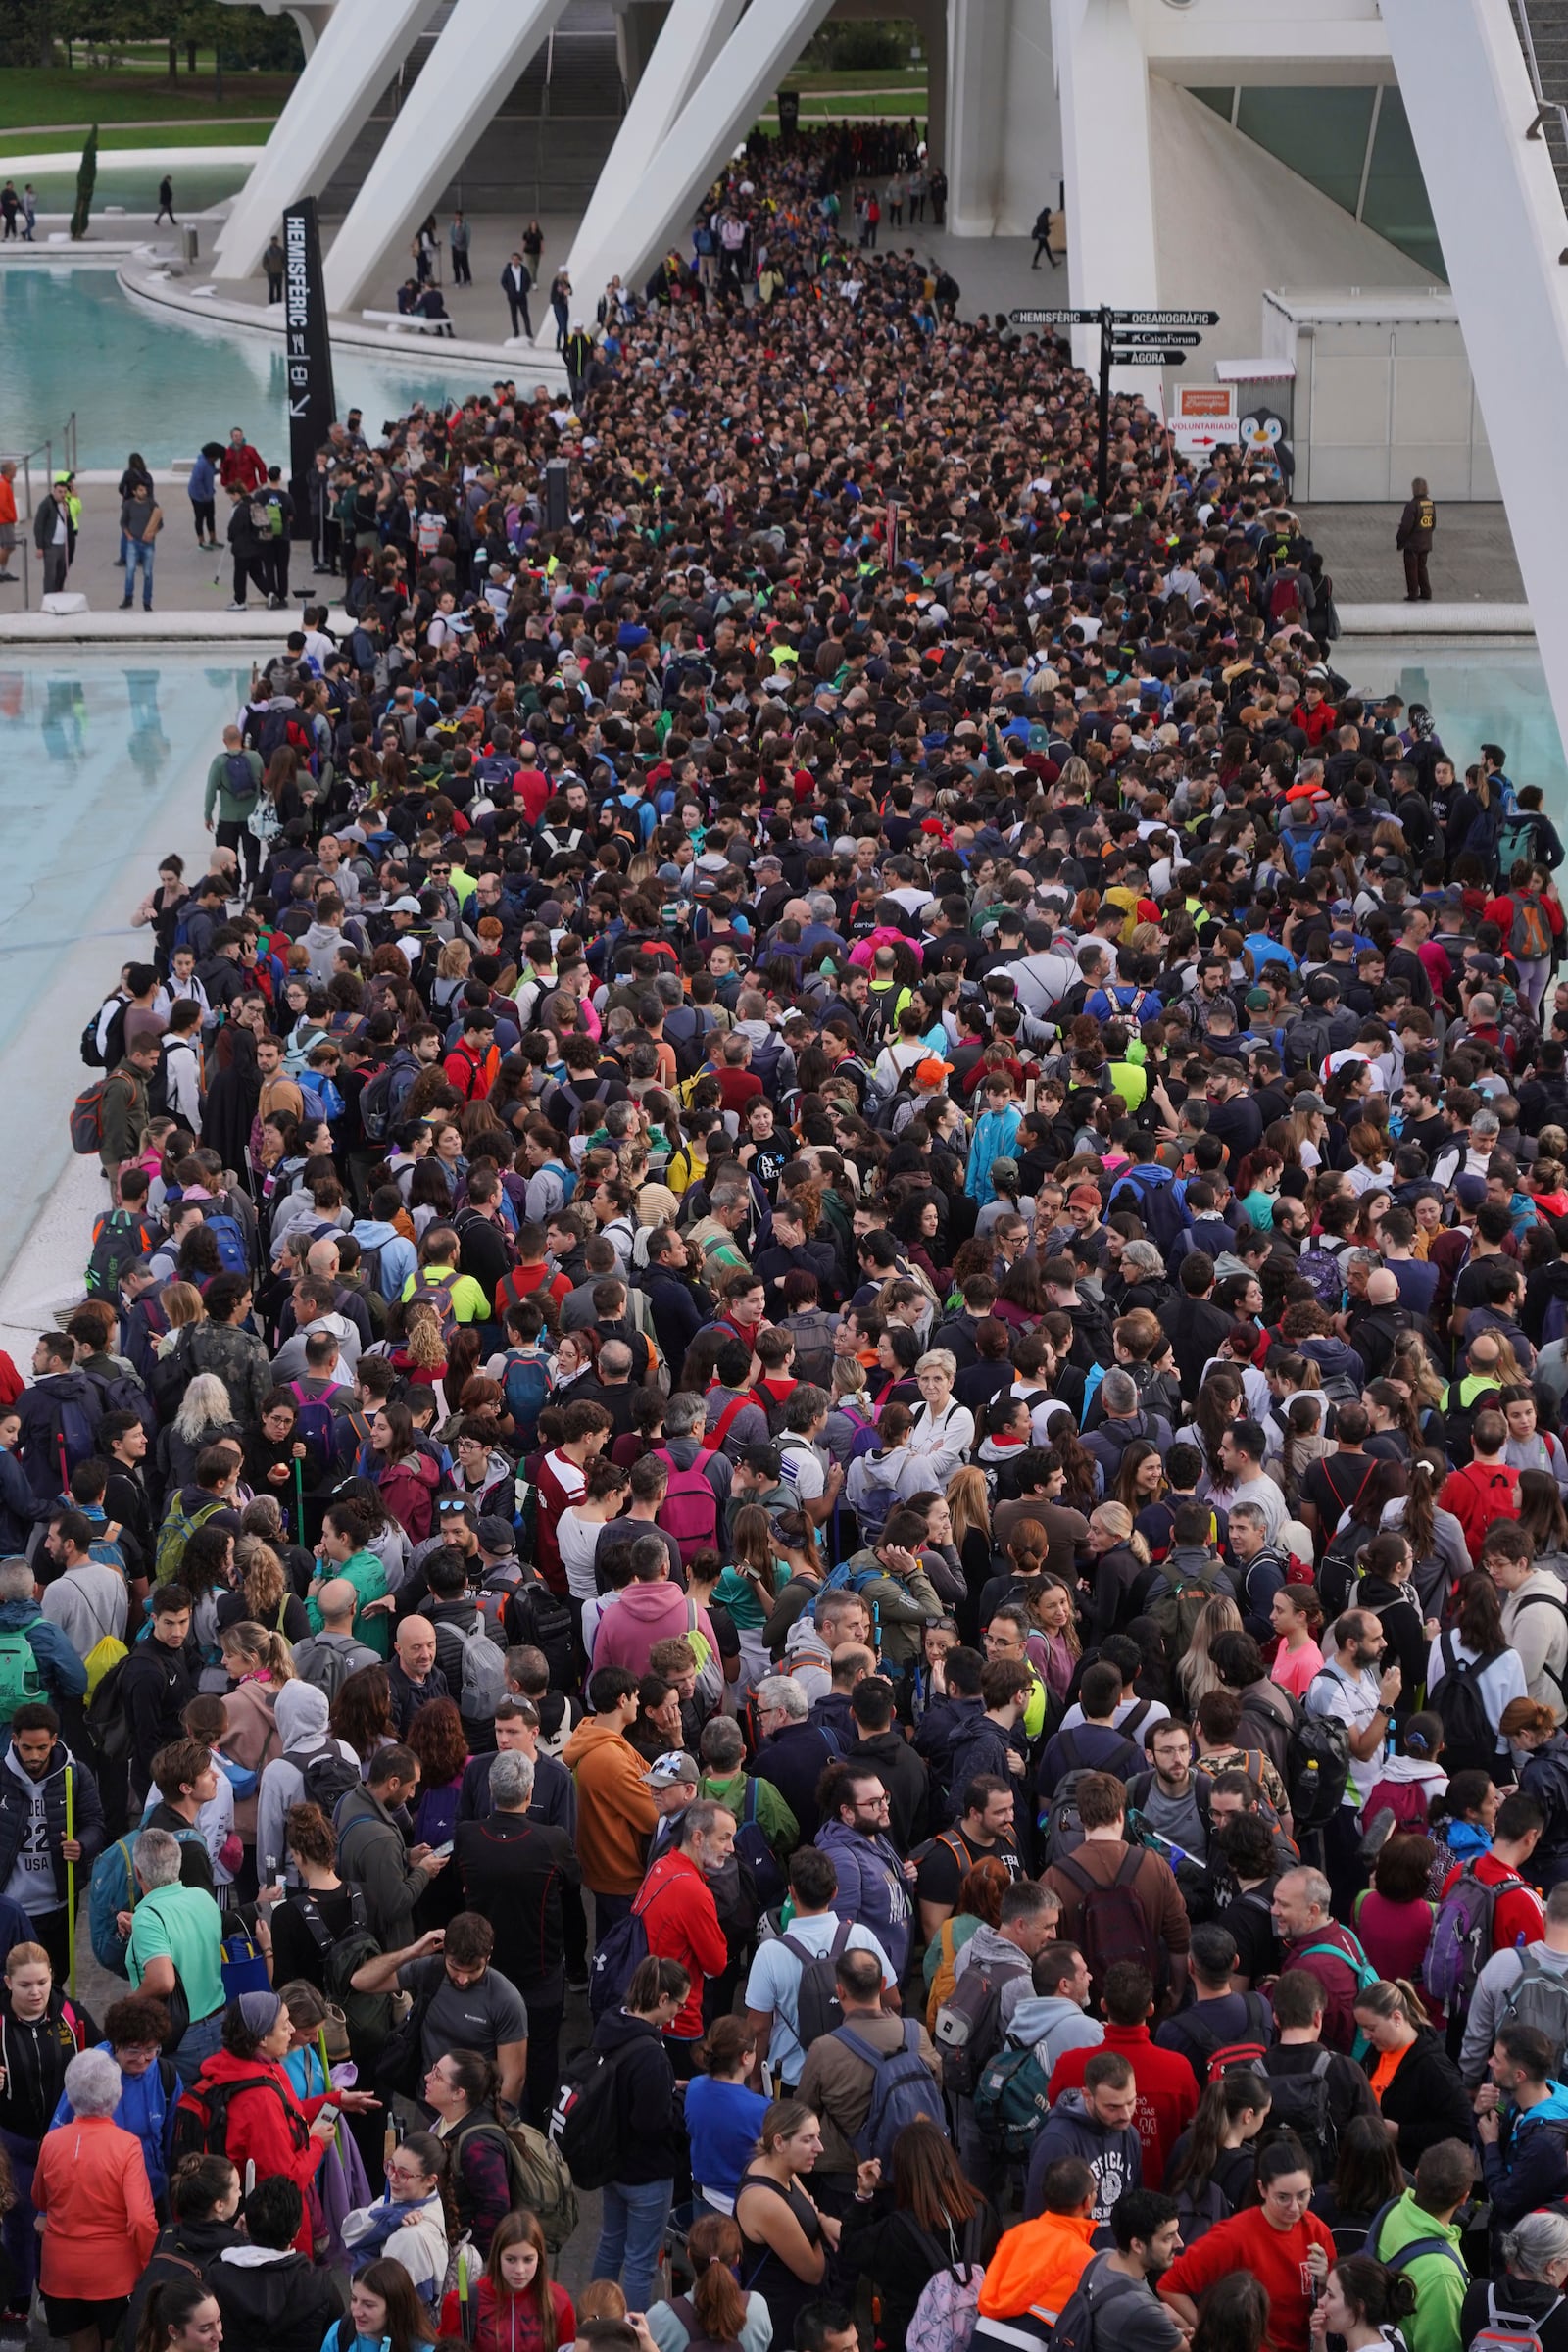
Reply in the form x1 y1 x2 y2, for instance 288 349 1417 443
1011 304 1220 502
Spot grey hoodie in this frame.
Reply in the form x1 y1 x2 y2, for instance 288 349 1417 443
256 1682 359 1886
300 920 347 986
1009 1991 1106 2074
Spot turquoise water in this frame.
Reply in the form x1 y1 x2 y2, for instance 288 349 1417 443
11 162 255 215
0 266 500 468
1336 634 1568 823
0 652 256 1267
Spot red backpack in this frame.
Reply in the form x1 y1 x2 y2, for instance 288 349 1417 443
654 1447 720 1565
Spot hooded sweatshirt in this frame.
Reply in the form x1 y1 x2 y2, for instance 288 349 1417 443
257 1682 359 1886
212 2242 345 2352
350 1219 417 1302
977 2207 1097 2343
563 1714 659 1897
1484 2077 1568 2230
1023 2086 1143 2240
222 1678 280 1840
590 1582 718 1681
814 1820 913 1977
1008 1992 1106 2076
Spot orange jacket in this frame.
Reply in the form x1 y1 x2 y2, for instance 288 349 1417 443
978 2208 1095 2327
564 1713 658 1896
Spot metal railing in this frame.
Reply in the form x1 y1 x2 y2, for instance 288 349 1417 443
0 413 75 611
1513 0 1568 159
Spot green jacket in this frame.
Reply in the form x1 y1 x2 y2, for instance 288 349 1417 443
204 746 263 825
1369 2190 1468 2352
701 1768 799 1857
306 1545 390 1658
841 1545 944 1670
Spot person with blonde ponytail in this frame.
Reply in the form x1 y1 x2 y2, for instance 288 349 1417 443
1351 1977 1473 2164
1085 1502 1153 1643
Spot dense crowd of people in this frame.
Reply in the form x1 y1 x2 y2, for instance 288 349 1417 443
7 108 1568 2352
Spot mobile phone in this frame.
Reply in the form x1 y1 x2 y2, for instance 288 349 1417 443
430 1841 455 1859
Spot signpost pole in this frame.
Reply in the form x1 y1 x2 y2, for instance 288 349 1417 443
282 197 337 549
1097 305 1112 507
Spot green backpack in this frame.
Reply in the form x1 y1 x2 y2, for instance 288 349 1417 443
974 2033 1054 2159
155 1494 225 1585
0 1631 42 1725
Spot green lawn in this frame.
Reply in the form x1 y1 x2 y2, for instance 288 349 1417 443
0 67 292 134
0 119 273 158
780 68 929 93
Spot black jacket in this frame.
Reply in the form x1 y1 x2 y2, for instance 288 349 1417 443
0 1741 105 1906
1367 2025 1475 2167
209 2247 344 2352
590 2004 682 2182
118 1638 195 1792
452 1808 581 2001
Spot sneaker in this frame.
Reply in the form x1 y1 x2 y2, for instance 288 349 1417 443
0 571 16 582
120 598 133 609
226 601 249 612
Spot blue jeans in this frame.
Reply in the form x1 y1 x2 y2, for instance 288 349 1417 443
593 2176 672 2308
124 539 154 606
172 2005 225 2090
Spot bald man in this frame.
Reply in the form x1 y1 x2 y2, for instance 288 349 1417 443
386 1612 452 1739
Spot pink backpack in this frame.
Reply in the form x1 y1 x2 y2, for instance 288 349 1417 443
1360 1772 1436 1835
654 1447 720 1565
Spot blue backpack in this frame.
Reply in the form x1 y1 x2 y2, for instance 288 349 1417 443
202 1211 249 1276
89 1827 207 1975
833 2020 946 2163
1286 826 1324 878
1108 1167 1190 1255
502 1351 551 1451
544 1158 577 1206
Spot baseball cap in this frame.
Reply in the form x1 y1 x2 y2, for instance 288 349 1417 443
1068 1182 1103 1211
1329 931 1356 950
990 1157 1021 1186
1455 1173 1488 1208
1292 1092 1329 1116
642 1751 701 1789
476 1516 515 1554
1245 987 1272 1013
915 1056 954 1085
388 894 421 914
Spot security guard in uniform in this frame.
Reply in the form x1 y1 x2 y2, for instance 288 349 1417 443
1396 475 1437 602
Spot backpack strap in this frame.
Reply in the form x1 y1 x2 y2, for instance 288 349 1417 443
1113 1850 1143 1891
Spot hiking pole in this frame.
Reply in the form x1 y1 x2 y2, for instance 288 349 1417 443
318 2026 344 2155
64 1765 76 2001
292 1452 305 1546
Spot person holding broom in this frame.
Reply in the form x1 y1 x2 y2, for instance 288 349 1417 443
0 1703 104 1989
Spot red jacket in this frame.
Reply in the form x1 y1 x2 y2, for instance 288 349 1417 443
1047 2022 1199 2185
1440 1849 1544 1962
444 1041 500 1100
191 2048 329 2247
636 1848 729 2039
220 441 266 494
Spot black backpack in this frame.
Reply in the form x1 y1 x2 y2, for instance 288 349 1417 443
291 1885 393 2056
1428 1633 1497 1778
1287 1682 1352 1831
283 1745 362 1821
779 1917 851 2049
1258 2046 1337 2179
548 2040 628 2191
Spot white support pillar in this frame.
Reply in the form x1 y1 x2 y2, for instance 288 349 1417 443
564 0 743 292
1055 0 1160 402
213 0 441 281
567 0 836 318
1381 0 1568 761
946 0 1010 235
322 0 569 317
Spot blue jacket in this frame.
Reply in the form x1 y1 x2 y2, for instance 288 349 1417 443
0 1601 87 1703
814 1819 913 1977
187 452 216 504
53 2040 177 2203
964 1103 1022 1204
1483 2078 1568 2231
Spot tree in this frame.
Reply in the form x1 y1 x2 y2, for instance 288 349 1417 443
71 123 98 242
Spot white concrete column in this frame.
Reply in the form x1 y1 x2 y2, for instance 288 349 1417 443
564 0 743 287
1056 0 1159 399
322 0 569 315
566 0 837 316
1381 0 1568 761
283 3 334 60
946 0 1010 235
213 0 441 281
